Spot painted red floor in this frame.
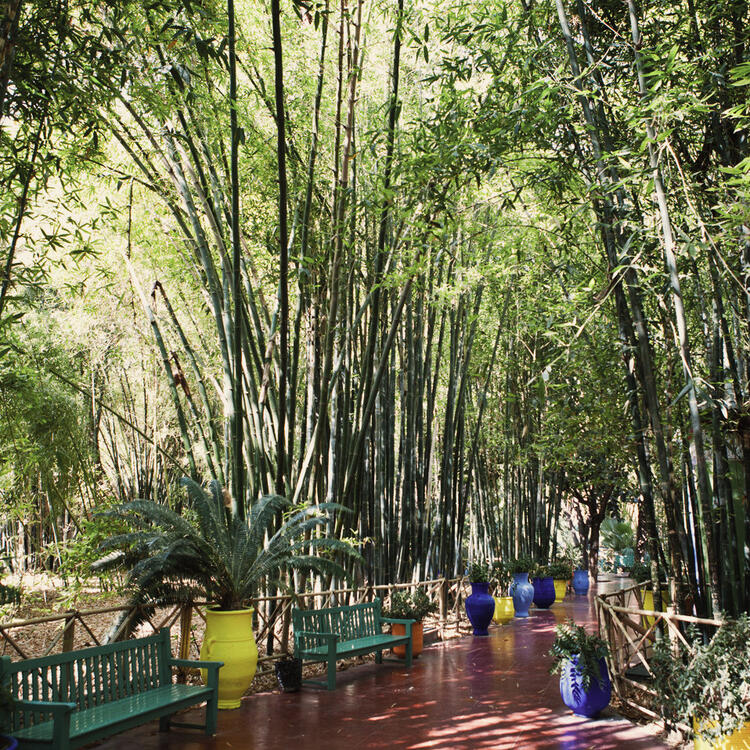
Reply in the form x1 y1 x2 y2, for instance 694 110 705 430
95 582 668 750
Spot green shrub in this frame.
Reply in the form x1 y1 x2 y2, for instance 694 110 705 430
384 589 437 622
653 616 750 742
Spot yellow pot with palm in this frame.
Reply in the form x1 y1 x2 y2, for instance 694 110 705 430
200 607 258 709
493 596 514 624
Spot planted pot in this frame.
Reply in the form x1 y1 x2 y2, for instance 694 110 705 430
693 718 750 750
572 569 589 595
560 655 611 718
275 657 302 693
641 589 669 628
553 579 568 603
493 596 514 624
0 736 18 750
392 621 423 658
532 576 555 609
200 607 258 709
511 572 534 618
465 582 495 635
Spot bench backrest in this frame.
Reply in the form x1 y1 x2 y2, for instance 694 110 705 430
0 628 172 731
293 598 384 645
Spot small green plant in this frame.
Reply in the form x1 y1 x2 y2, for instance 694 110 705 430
467 561 490 583
384 589 437 622
531 561 551 578
653 615 750 742
548 620 609 690
548 558 574 580
505 556 533 575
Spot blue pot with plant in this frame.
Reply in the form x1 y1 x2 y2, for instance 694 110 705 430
549 621 611 717
507 557 534 618
572 568 589 595
532 571 556 609
465 562 495 635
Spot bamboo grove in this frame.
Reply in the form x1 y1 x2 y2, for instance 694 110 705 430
1 0 750 618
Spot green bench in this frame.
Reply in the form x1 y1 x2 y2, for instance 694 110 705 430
293 598 414 690
0 628 222 749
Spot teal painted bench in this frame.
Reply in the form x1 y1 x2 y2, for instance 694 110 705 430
0 628 222 749
293 598 413 690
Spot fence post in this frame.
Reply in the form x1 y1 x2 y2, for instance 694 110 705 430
281 595 292 655
176 604 192 683
62 611 76 653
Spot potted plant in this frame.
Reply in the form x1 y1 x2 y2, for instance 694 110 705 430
653 615 750 748
569 553 590 595
506 556 534 618
274 655 303 693
531 562 555 609
549 620 611 717
548 558 574 603
464 561 495 635
384 589 436 658
491 561 514 624
97 477 359 709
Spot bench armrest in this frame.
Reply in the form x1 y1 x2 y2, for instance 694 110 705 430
169 657 223 691
381 618 415 626
13 699 76 747
294 630 338 656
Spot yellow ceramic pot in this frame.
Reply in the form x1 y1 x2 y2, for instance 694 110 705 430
693 718 750 749
493 596 514 624
641 590 669 628
200 607 258 709
553 579 568 603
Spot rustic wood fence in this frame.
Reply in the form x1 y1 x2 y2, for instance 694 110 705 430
0 577 468 676
596 581 722 724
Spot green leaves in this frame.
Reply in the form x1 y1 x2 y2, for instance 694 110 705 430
95 476 362 610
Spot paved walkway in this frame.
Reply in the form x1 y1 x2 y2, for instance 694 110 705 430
97 582 668 750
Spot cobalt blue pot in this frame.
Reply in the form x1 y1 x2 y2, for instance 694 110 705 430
1 736 19 750
532 576 556 609
572 568 589 595
560 656 611 717
465 582 495 635
511 572 534 618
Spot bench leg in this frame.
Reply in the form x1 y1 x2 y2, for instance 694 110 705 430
405 638 413 668
205 687 219 735
327 657 337 690
159 715 171 732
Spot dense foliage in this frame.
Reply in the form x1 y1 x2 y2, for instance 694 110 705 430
0 0 748 623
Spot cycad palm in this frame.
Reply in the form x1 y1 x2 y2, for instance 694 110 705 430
97 477 358 610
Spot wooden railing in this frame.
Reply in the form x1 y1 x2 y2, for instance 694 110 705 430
0 577 468 676
596 582 721 722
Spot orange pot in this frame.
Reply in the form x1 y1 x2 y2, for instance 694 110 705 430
392 621 423 659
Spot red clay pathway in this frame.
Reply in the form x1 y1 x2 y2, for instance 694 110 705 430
96 582 669 750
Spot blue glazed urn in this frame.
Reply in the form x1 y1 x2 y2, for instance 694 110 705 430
465 582 495 635
511 572 534 618
572 568 589 595
532 576 556 609
560 656 611 717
